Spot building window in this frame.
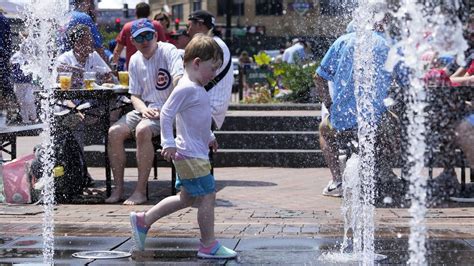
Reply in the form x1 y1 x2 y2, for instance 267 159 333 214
193 1 201 11
320 0 357 16
255 0 283 16
217 0 245 16
172 4 183 20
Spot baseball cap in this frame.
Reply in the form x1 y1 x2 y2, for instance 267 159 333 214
131 19 155 38
188 10 215 29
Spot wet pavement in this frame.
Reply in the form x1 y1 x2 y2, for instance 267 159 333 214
0 136 473 264
0 166 473 264
1 235 474 264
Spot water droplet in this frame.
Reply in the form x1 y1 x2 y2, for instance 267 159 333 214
383 196 393 204
383 97 395 107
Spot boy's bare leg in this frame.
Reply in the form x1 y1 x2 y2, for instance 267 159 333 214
197 192 216 246
124 123 155 205
105 123 130 203
144 190 195 226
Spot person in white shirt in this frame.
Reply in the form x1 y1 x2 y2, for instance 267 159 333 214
129 34 237 259
56 25 113 89
282 38 307 64
186 10 233 129
106 19 184 205
55 25 114 148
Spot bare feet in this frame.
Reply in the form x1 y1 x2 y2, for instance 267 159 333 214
123 192 147 205
105 190 123 204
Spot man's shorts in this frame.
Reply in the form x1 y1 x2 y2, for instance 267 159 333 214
117 110 160 137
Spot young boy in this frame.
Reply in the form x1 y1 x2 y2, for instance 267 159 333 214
129 34 237 259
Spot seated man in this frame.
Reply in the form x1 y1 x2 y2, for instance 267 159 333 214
56 24 114 90
313 17 403 199
55 24 115 149
106 19 183 205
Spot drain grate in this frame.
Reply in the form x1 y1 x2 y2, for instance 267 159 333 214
72 250 131 259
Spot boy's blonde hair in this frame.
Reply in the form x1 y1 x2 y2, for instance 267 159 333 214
183 33 223 65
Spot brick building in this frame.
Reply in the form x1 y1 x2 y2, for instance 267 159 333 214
148 0 356 55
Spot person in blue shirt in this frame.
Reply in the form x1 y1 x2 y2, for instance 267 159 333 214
57 0 106 61
313 17 404 198
0 10 14 108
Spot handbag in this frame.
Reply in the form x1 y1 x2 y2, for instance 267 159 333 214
2 154 34 204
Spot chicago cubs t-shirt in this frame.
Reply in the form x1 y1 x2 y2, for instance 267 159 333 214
128 41 184 110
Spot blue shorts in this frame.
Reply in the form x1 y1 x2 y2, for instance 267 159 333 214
175 173 215 197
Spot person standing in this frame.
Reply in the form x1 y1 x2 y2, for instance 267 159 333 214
106 19 183 205
130 34 237 259
0 9 15 112
313 17 404 198
282 38 307 64
58 0 107 62
153 12 176 45
112 2 166 69
186 10 233 129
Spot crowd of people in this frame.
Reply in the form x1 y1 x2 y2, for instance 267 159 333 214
314 13 474 203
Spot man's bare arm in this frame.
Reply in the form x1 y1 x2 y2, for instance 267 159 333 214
313 73 332 109
112 43 125 65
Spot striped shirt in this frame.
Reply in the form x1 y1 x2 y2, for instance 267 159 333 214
128 41 184 110
208 36 233 129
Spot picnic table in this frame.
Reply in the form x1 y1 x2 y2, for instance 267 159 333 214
36 87 129 196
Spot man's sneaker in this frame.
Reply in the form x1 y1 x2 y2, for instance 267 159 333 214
322 180 343 197
197 240 237 259
130 212 149 251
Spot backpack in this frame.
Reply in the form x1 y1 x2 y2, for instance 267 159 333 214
29 130 88 203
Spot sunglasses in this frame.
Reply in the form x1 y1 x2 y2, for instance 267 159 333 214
156 17 165 21
133 32 154 43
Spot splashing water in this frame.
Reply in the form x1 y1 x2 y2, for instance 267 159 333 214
341 153 362 254
387 1 468 265
18 0 69 264
319 1 388 264
351 2 384 264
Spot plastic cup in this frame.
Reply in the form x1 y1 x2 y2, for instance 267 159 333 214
84 72 96 90
118 71 129 87
58 72 72 91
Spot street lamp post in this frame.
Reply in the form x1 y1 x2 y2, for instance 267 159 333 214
225 0 232 44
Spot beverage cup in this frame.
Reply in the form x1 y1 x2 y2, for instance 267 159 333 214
58 72 72 91
118 71 129 87
84 71 96 90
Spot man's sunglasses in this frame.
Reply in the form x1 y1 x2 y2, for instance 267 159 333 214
134 32 154 43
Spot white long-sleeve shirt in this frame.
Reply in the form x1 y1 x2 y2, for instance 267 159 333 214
160 74 215 159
